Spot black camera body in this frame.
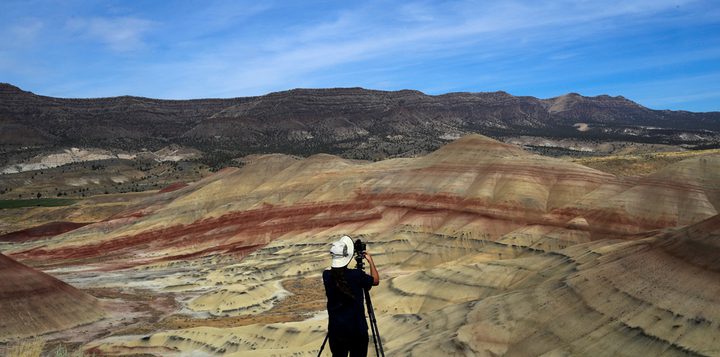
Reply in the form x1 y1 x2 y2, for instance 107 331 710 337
354 238 367 270
354 239 366 255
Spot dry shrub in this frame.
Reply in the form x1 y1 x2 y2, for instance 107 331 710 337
5 339 45 357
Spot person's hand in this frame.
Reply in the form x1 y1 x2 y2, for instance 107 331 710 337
363 252 373 261
364 251 380 285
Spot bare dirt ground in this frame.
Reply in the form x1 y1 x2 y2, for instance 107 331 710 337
125 277 326 333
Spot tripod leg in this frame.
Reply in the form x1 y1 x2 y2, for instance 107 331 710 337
364 289 385 357
317 333 329 357
372 318 384 357
368 311 380 357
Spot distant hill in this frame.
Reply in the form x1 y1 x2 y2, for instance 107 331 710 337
1 83 719 162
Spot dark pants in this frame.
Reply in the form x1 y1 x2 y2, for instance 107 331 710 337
329 333 369 357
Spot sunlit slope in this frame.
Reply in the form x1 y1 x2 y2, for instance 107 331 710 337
8 135 629 269
363 135 615 213
564 155 720 236
8 135 720 274
85 212 720 356
5 135 720 356
386 214 720 356
0 253 105 341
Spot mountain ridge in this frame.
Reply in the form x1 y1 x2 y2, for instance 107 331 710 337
2 83 719 165
2 82 710 110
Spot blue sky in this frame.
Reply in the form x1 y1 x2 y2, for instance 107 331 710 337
1 0 719 111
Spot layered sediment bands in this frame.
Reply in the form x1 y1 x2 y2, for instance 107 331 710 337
10 135 715 269
5 135 720 355
382 217 720 356
0 191 156 238
12 201 381 269
0 253 105 341
558 156 720 235
0 221 90 242
358 137 621 228
86 321 328 356
658 214 720 271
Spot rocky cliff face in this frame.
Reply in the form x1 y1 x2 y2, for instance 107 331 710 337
2 83 719 162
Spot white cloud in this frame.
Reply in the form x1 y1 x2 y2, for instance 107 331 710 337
398 2 437 23
8 0 714 110
66 16 155 52
182 0 700 96
0 18 44 50
10 19 44 43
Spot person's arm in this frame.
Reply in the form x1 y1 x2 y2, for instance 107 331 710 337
364 252 380 286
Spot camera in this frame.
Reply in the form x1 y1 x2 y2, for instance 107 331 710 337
354 239 366 256
354 238 367 270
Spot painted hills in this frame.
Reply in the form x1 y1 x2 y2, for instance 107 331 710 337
2 83 719 166
1 135 719 356
0 252 104 341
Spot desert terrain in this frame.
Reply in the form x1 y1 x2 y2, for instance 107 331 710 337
1 134 719 356
3 0 719 354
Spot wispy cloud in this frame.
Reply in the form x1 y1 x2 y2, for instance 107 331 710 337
66 16 155 52
0 17 45 50
174 0 702 96
10 18 44 43
1 0 719 110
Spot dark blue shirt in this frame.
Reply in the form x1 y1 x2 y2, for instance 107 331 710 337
323 268 374 337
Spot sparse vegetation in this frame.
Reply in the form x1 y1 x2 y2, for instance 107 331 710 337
571 148 720 176
0 157 212 200
0 198 76 209
4 339 44 357
199 150 236 170
52 344 97 357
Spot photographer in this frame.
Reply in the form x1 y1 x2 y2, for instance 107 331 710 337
322 235 380 357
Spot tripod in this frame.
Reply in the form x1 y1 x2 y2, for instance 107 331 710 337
357 253 385 357
318 253 385 357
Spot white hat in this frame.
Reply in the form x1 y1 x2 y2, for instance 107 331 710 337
330 235 354 268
